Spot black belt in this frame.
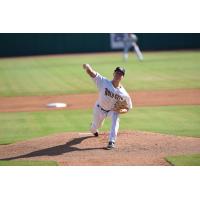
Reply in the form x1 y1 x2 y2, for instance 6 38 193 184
97 104 110 113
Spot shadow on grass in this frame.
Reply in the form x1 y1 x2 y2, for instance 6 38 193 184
0 136 105 161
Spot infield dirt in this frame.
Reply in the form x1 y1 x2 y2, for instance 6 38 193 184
0 89 200 112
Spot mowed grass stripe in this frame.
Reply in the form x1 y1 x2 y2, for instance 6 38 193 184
0 105 200 144
0 160 59 166
166 154 200 166
0 51 200 96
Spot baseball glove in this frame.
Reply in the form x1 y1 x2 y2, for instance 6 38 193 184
113 100 128 112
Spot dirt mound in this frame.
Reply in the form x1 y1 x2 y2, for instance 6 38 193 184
0 132 199 166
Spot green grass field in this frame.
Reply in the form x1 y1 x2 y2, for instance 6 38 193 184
0 160 58 166
0 50 200 144
0 51 200 165
0 105 200 144
166 154 200 166
0 51 200 96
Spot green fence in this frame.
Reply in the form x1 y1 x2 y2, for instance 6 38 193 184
0 33 200 57
138 33 200 50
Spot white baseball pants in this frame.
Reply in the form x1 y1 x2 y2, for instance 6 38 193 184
123 42 143 61
90 103 120 143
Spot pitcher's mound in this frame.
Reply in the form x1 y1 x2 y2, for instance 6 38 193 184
0 132 200 166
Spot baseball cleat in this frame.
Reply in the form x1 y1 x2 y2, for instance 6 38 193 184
93 132 99 137
106 141 115 150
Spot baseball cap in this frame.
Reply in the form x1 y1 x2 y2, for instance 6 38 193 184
114 67 125 76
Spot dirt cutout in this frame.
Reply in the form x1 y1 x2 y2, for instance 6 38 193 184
0 89 200 112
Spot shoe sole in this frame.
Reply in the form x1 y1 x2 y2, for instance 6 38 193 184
93 132 99 137
106 146 115 150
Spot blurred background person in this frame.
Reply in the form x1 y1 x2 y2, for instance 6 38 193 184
123 33 144 61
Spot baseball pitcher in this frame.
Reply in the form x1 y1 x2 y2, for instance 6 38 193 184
83 64 133 150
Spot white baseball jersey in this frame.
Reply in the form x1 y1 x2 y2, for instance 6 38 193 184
124 33 138 44
123 33 143 61
92 73 132 111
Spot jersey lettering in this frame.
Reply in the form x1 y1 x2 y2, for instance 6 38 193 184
105 88 123 101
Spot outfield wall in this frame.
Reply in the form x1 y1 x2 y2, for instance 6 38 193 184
0 33 200 57
0 34 109 57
